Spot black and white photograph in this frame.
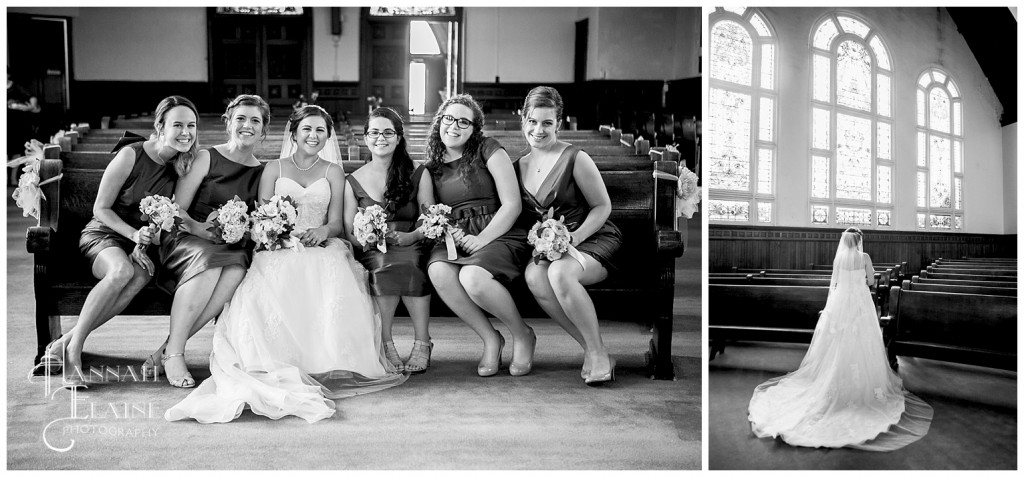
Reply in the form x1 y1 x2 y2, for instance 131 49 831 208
707 6 1017 470
5 5 699 470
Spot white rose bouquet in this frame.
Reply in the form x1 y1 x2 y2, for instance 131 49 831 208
527 208 587 269
416 203 460 260
206 196 250 244
250 195 301 252
353 204 389 253
676 165 701 219
138 194 181 253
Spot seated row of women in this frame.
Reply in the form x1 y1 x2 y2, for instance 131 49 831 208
36 87 623 423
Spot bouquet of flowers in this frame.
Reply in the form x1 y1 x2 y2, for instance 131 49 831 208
250 195 301 252
138 194 181 252
206 196 250 244
676 163 701 219
9 139 63 219
527 208 587 269
353 204 389 253
417 203 459 260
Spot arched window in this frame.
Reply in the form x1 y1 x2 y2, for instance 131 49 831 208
707 7 778 224
916 68 964 230
809 12 893 228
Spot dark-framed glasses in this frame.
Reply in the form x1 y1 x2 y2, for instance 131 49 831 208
440 114 473 129
366 129 398 139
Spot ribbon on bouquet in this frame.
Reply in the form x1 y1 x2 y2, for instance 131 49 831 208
567 244 588 272
282 236 306 253
6 139 46 168
10 139 63 219
443 230 457 260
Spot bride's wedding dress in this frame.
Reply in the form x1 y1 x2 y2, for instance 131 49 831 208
166 171 407 424
747 233 933 451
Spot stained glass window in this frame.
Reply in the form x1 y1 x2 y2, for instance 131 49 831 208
837 207 872 226
708 200 750 222
709 8 777 224
916 68 964 230
809 12 892 228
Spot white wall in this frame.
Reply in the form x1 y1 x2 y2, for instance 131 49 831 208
761 7 1006 233
464 8 577 83
1003 123 1017 234
311 7 360 82
71 8 208 82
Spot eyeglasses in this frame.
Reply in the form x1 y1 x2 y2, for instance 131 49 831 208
365 129 398 139
440 114 473 129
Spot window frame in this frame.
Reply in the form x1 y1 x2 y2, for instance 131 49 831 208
915 67 965 231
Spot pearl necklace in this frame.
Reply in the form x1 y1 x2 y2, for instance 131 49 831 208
291 155 319 171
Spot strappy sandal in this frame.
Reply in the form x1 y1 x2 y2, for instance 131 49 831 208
161 353 195 388
383 340 404 372
141 340 168 379
405 340 433 374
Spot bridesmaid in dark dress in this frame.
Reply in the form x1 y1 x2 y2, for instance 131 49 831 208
146 95 268 388
35 96 199 388
423 94 534 377
343 107 435 373
517 86 621 385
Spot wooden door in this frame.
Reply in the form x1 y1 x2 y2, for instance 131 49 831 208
360 17 410 117
209 10 310 112
7 14 69 115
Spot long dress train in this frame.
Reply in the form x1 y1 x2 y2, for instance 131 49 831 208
747 236 933 451
165 165 406 424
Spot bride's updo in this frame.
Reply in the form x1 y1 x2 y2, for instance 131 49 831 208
841 227 863 250
287 105 335 141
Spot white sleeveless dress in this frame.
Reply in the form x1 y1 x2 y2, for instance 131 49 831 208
166 169 407 424
747 266 933 451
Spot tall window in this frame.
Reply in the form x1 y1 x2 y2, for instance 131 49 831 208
916 68 964 230
707 7 778 224
809 12 893 228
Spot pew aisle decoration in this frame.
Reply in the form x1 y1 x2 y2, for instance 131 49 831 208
206 196 250 244
417 203 459 260
527 207 587 270
9 139 63 219
353 204 389 253
138 194 181 253
676 161 701 219
250 195 302 252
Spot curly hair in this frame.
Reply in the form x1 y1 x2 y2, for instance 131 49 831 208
424 94 486 186
365 107 414 212
152 95 200 177
222 94 272 141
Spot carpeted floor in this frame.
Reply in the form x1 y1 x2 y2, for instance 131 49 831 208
709 341 1017 470
5 187 701 470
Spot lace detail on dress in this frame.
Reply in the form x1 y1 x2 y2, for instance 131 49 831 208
277 177 331 233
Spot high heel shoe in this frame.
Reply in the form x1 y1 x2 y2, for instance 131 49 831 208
405 340 433 374
477 331 505 377
161 353 195 388
509 328 536 377
141 340 167 379
383 340 405 372
33 338 64 376
585 357 615 386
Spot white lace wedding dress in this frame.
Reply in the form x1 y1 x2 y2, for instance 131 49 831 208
165 173 407 424
747 234 933 451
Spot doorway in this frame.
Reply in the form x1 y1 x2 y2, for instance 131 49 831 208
359 8 462 119
7 13 70 134
208 8 312 114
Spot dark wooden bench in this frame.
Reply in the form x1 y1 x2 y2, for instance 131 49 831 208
28 152 684 379
900 279 1016 297
709 284 830 359
919 270 1017 282
926 265 1017 277
912 276 1018 288
882 286 1016 371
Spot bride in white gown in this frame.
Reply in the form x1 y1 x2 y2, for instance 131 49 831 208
166 106 406 424
747 227 933 451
